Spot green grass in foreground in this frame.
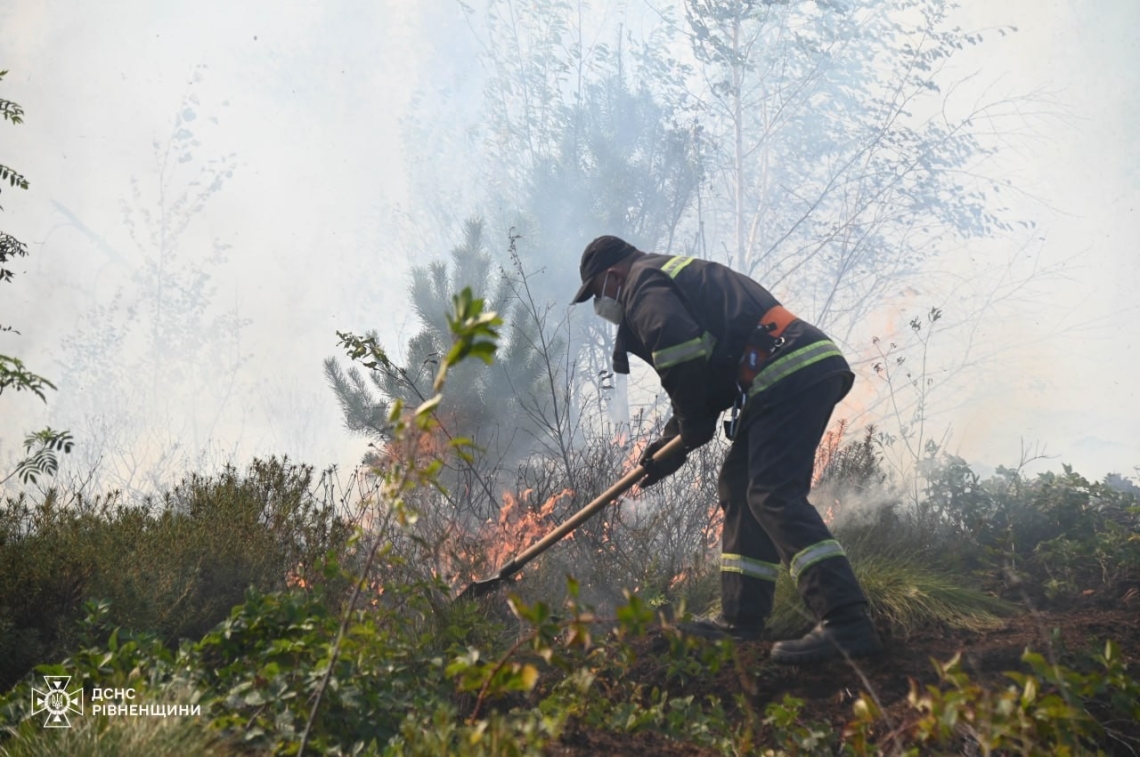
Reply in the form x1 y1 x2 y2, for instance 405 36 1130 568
0 707 230 757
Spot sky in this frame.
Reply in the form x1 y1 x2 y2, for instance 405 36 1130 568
1 0 1137 490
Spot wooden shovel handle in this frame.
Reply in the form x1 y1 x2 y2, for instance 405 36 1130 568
495 435 687 578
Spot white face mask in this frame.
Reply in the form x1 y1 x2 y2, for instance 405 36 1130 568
593 272 624 324
594 295 624 324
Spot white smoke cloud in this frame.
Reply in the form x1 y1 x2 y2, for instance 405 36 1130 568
1 0 1136 491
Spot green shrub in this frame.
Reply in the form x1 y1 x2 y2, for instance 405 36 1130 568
0 578 502 755
445 587 742 755
1035 519 1140 599
186 583 467 754
0 457 353 690
847 640 1140 755
2 571 1137 756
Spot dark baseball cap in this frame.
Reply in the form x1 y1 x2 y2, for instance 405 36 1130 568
571 236 638 304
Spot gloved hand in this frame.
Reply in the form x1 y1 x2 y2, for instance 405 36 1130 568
639 435 687 488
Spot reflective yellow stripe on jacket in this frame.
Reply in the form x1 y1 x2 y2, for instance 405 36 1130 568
747 339 843 397
661 256 695 278
651 256 710 370
652 331 716 370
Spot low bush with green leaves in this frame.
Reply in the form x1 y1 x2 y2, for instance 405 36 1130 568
3 575 1137 756
0 457 353 690
844 639 1140 755
0 584 493 755
812 429 1139 608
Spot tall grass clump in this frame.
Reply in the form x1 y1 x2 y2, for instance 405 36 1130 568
0 698 230 757
723 551 1016 639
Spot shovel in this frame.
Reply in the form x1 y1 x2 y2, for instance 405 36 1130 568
455 435 686 601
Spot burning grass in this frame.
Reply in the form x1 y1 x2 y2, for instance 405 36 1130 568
481 488 575 569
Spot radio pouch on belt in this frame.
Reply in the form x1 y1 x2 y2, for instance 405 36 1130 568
737 305 797 387
737 325 781 387
725 305 798 441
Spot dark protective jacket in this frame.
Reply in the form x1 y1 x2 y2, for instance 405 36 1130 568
611 253 852 435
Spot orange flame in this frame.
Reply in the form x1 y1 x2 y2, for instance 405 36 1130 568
823 500 838 526
285 565 308 590
623 437 649 476
369 407 464 473
703 501 724 551
480 487 575 571
813 418 849 485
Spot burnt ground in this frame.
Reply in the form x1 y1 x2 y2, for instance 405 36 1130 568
546 593 1140 755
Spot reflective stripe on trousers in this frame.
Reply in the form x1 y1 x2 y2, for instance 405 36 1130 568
789 539 847 582
721 553 780 582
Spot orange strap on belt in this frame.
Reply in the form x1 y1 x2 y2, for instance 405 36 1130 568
760 304 797 339
736 305 799 389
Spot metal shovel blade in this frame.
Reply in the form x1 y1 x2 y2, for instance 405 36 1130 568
454 572 517 602
454 436 686 602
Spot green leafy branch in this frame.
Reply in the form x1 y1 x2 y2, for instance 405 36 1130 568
298 287 501 756
434 287 502 393
0 164 27 192
1 427 74 486
0 74 28 207
18 428 74 484
446 577 738 738
0 71 24 124
1 231 29 284
0 354 56 401
0 101 23 125
449 578 610 722
333 330 393 373
847 640 1140 753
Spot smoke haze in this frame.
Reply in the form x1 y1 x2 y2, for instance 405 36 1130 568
1 0 1137 493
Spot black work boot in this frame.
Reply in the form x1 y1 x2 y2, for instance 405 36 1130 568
678 614 765 642
770 605 882 664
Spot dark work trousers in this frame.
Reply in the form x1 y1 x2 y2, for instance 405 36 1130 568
717 373 867 624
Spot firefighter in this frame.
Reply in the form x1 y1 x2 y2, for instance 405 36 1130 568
572 235 881 664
